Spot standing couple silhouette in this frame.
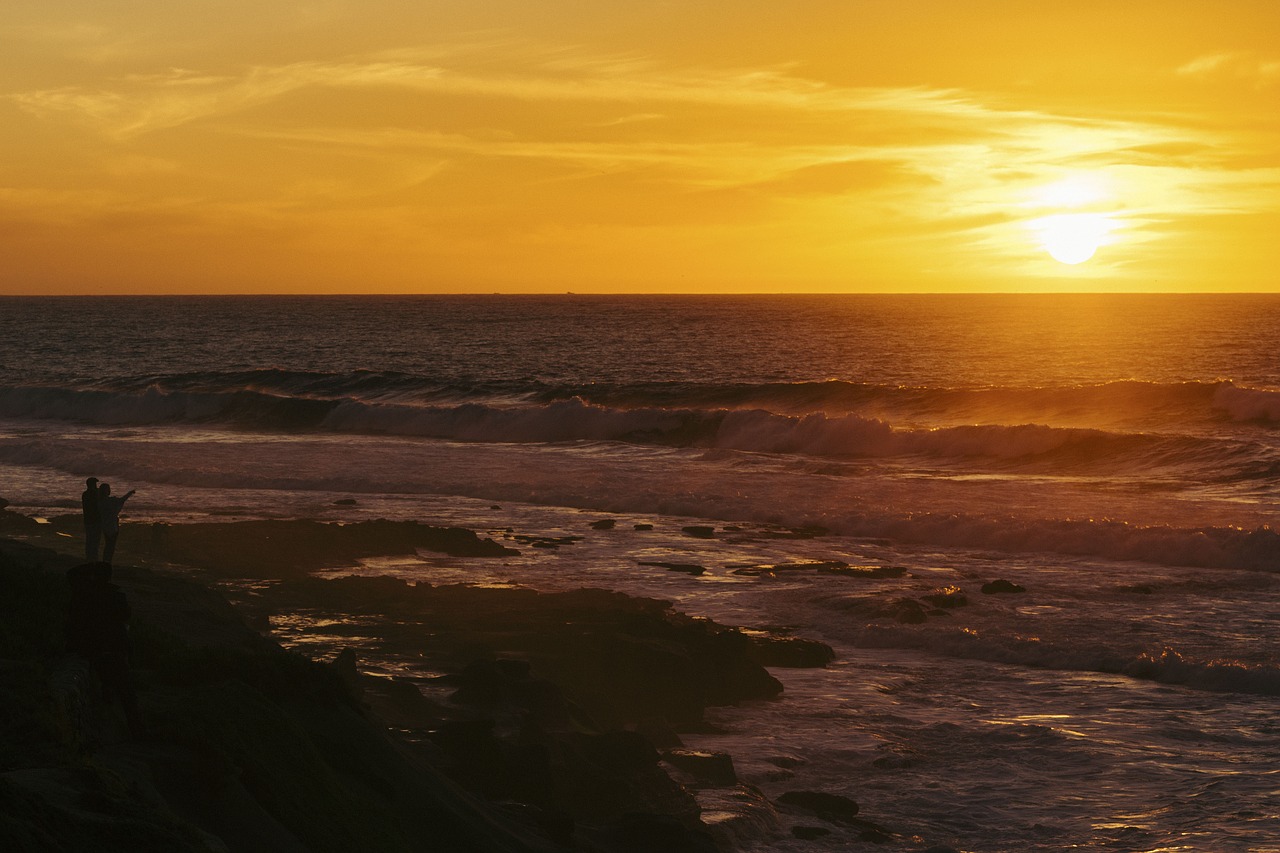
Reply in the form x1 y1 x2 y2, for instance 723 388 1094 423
81 477 136 565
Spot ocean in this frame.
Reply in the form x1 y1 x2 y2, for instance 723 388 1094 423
2 293 1279 851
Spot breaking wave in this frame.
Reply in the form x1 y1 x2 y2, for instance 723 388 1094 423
851 625 1280 697
0 380 1272 479
11 371 1280 425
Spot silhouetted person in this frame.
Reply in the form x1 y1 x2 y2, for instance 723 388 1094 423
81 477 101 560
65 562 143 737
97 482 135 567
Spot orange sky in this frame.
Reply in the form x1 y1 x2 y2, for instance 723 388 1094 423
3 0 1278 294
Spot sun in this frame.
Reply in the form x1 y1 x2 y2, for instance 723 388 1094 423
1023 175 1117 266
1031 212 1114 265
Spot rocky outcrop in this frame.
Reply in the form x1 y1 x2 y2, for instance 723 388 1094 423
746 635 835 668
0 540 557 853
261 578 783 730
777 790 859 821
638 561 706 576
133 519 519 577
662 750 738 787
921 586 968 609
981 579 1026 594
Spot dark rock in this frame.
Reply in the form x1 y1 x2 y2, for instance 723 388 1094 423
981 579 1025 594
777 790 859 822
878 598 928 624
638 561 705 576
775 561 908 580
0 497 9 509
634 718 683 749
332 498 358 506
633 524 654 531
449 658 555 712
770 561 847 573
514 534 584 548
428 719 520 799
588 730 661 771
500 802 576 847
729 566 770 577
495 658 532 680
489 505 502 510
596 813 718 853
858 822 894 843
143 519 518 577
874 565 909 578
747 636 835 668
681 526 716 539
792 825 831 840
0 506 39 533
662 750 738 787
765 754 806 769
269 580 784 730
590 519 617 530
921 586 968 608
819 564 907 579
763 525 830 540
361 677 452 730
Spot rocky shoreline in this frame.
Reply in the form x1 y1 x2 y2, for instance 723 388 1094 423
0 508 862 852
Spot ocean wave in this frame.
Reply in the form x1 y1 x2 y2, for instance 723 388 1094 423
102 369 542 406
18 371 1280 426
837 511 1280 573
0 385 336 429
543 377 1280 430
851 626 1280 697
0 383 1266 477
1212 383 1280 424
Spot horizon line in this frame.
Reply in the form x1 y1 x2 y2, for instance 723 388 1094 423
1 290 1278 298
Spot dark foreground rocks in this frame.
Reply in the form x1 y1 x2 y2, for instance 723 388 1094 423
0 540 556 853
237 575 809 850
1 511 842 852
777 790 894 843
46 516 518 578
981 579 1026 594
257 577 784 731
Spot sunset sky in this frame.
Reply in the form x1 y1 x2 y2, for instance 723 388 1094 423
3 1 1279 294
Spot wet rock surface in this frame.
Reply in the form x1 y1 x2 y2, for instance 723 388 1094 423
0 540 559 853
51 517 520 577
981 579 1026 594
255 577 784 730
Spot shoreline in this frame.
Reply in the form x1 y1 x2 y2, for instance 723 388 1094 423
0 507 874 852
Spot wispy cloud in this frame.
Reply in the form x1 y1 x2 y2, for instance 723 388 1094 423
6 41 1278 286
1177 51 1280 87
6 48 1044 141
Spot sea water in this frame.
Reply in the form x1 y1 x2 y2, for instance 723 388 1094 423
2 294 1279 851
